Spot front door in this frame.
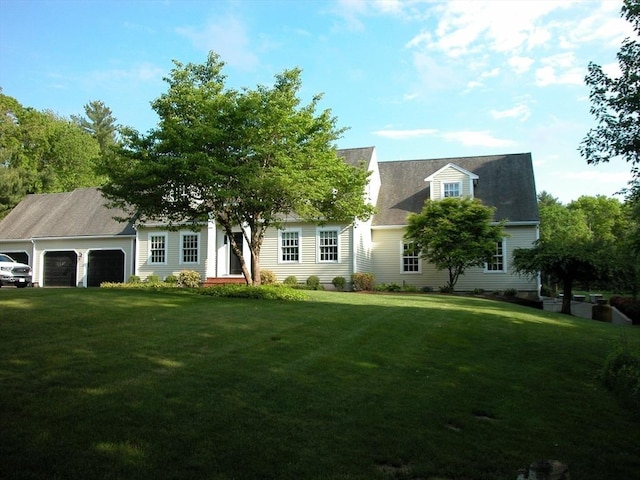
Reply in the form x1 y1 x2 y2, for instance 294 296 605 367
229 232 243 275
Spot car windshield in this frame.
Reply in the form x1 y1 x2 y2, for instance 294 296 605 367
0 254 16 263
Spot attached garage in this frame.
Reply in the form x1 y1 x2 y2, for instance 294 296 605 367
44 251 77 287
87 250 125 287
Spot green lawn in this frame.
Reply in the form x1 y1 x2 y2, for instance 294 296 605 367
1 288 639 480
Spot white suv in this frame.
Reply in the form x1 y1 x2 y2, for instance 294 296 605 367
0 254 32 288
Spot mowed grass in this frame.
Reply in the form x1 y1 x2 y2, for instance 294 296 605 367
1 288 639 480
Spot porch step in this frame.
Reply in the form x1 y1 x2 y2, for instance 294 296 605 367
202 277 247 286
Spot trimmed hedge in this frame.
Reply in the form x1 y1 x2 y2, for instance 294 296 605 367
198 284 308 301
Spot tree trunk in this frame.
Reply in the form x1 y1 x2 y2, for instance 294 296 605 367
248 225 266 286
561 277 573 315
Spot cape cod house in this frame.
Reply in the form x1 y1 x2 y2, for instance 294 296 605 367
0 147 540 295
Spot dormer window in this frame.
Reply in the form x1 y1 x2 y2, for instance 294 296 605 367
443 182 461 198
425 163 479 201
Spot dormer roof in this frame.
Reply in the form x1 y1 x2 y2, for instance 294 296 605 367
373 153 538 227
424 163 479 182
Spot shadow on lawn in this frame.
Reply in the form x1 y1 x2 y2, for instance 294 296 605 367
1 288 639 480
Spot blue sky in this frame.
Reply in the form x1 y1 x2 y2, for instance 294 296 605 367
0 0 635 203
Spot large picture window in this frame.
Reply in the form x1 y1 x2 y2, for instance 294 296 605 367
317 228 339 263
149 234 167 265
181 232 199 264
279 229 301 263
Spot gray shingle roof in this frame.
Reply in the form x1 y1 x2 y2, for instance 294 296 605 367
338 146 375 168
0 188 135 239
373 153 539 226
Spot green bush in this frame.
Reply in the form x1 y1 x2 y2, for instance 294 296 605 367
351 273 375 291
440 285 454 294
504 288 518 297
332 276 346 291
375 283 402 292
198 284 308 301
610 296 640 324
422 286 434 293
306 275 321 290
146 274 161 284
283 276 298 286
260 269 278 285
600 346 640 415
472 288 485 295
178 270 201 288
164 275 178 284
128 275 141 284
100 282 176 290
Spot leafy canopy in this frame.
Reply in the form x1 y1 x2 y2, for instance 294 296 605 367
580 0 640 199
0 91 103 217
404 197 504 291
101 52 374 284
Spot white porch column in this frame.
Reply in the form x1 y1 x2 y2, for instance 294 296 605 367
206 220 217 278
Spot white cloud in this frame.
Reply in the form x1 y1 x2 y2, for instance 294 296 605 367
564 170 631 184
441 130 516 148
176 15 259 71
535 65 584 87
490 104 531 122
409 0 569 58
508 55 534 74
373 128 438 139
534 52 585 86
373 127 517 148
480 67 500 79
82 62 164 87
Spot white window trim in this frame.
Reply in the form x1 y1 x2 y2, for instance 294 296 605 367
442 181 462 199
316 227 340 263
180 231 200 265
400 241 421 274
485 238 507 273
278 228 302 264
148 232 168 265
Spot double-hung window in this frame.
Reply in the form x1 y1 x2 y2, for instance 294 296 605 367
317 228 339 263
443 182 461 198
279 229 301 263
402 241 420 273
181 232 199 264
486 239 506 272
149 234 167 265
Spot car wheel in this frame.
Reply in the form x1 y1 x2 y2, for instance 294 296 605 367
16 283 28 288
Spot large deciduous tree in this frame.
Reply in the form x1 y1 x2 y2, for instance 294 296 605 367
1 91 102 217
404 197 504 291
580 0 640 199
514 193 630 314
101 52 374 285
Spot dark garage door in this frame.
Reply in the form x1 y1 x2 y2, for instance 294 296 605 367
44 251 77 287
87 250 125 287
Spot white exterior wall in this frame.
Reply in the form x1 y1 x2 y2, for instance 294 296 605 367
136 226 209 281
260 222 354 286
29 236 135 287
430 167 474 199
0 241 34 265
371 225 539 293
